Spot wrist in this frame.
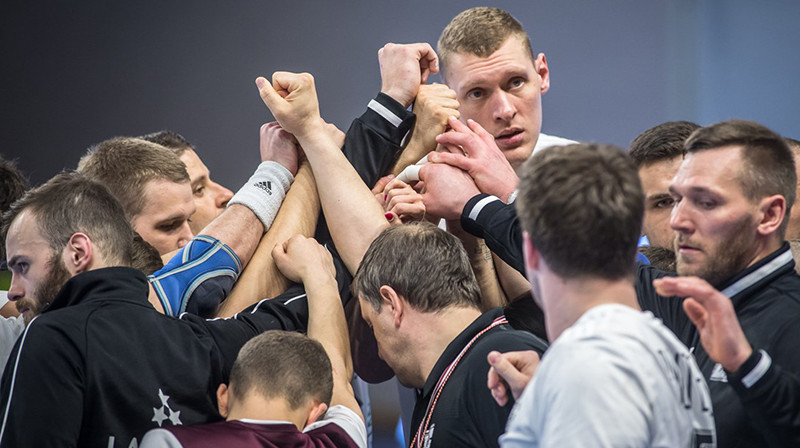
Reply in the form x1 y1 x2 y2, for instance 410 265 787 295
723 346 754 373
381 88 413 108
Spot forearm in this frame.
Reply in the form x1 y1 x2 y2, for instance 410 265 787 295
728 350 800 446
449 220 508 310
301 132 389 274
391 133 434 176
305 272 361 418
216 163 319 317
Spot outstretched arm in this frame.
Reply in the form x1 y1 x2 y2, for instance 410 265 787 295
256 72 388 274
273 236 361 419
654 276 800 446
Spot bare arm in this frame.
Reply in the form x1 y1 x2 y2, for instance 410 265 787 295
256 72 388 274
273 236 361 419
216 161 319 316
391 83 459 175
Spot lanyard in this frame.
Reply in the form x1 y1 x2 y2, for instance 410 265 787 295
410 315 509 448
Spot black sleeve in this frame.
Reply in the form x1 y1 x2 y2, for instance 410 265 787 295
464 330 548 448
187 246 353 376
341 93 415 188
461 194 525 275
727 343 800 446
634 263 696 343
0 321 84 447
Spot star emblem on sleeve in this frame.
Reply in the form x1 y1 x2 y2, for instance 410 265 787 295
151 388 183 427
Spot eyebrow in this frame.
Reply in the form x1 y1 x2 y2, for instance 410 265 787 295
6 256 23 269
191 175 208 189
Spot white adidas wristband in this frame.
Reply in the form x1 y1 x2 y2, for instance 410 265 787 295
228 161 294 231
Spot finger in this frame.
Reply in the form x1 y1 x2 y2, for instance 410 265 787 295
487 367 509 407
415 43 439 75
682 298 709 329
653 276 718 304
384 178 411 193
392 202 425 220
446 115 472 134
466 119 496 146
488 351 530 390
256 77 285 111
371 175 395 195
436 140 466 156
428 151 472 172
436 129 480 154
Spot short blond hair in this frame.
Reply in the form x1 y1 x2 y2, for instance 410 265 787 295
78 137 189 221
438 7 534 79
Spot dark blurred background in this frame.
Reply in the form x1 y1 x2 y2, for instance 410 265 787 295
3 1 799 446
3 0 799 189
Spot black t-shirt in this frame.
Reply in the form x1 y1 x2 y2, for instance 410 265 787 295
409 308 548 448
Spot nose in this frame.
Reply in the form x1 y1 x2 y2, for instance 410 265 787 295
214 182 234 209
492 91 516 122
7 275 23 302
177 222 194 248
669 199 693 235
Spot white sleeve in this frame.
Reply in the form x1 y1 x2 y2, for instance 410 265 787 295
304 405 368 448
501 344 652 448
0 290 9 309
0 315 25 377
140 428 185 448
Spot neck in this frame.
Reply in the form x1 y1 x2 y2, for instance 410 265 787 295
226 396 309 431
410 306 482 388
540 273 638 341
747 237 784 269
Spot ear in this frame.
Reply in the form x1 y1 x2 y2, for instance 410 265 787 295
535 53 550 94
756 194 786 237
379 285 405 328
304 401 328 427
522 231 540 274
63 233 94 275
216 383 229 418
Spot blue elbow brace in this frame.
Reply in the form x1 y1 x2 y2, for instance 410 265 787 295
148 235 241 317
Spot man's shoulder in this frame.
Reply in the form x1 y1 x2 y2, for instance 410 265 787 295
533 133 578 154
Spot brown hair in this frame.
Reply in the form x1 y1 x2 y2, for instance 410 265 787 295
1 172 133 266
138 130 193 156
629 121 699 167
517 144 644 279
438 7 534 79
685 120 796 236
353 222 481 313
77 137 189 221
228 331 333 409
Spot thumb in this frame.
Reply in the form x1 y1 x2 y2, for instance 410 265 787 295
255 76 284 112
487 351 527 387
683 298 708 329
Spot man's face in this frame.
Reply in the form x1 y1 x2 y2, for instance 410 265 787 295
670 146 761 287
639 156 682 249
784 147 800 240
445 37 549 170
179 148 234 235
131 179 195 255
5 210 73 324
358 296 418 388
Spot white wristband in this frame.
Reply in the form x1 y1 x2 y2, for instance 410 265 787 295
228 161 294 231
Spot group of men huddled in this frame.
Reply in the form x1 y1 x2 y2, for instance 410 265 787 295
1 6 799 448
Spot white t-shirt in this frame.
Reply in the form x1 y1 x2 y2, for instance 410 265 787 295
533 133 578 154
0 291 25 378
501 304 716 448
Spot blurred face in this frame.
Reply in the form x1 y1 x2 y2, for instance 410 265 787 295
179 149 234 234
5 210 72 324
445 37 549 170
785 147 800 240
669 146 760 287
131 179 195 255
639 156 682 249
358 296 419 388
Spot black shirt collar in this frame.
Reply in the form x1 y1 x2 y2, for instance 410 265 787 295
419 307 505 398
719 242 794 305
48 267 149 313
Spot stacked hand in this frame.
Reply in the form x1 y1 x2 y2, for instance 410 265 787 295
273 235 335 284
378 42 439 108
371 175 425 224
